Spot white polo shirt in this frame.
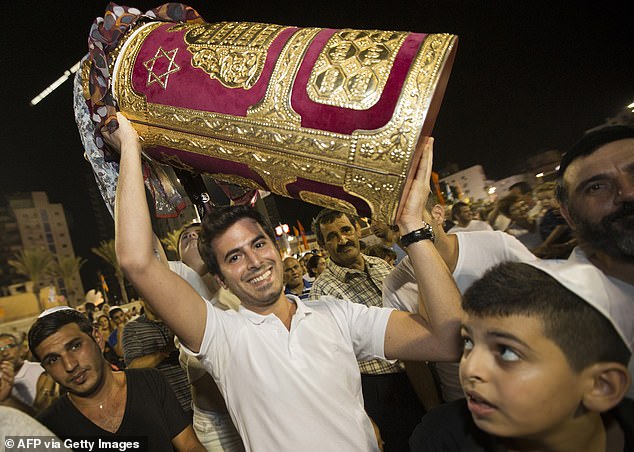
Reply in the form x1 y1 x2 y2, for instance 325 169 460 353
184 294 391 452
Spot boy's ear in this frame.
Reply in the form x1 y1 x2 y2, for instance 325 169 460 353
581 362 630 412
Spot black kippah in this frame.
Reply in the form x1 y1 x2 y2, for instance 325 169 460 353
558 125 634 177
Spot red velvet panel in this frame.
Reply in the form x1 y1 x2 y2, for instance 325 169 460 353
131 24 299 116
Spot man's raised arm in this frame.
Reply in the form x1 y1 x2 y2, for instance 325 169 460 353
107 113 207 352
384 137 463 362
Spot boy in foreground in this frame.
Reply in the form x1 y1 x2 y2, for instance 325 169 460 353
410 260 633 451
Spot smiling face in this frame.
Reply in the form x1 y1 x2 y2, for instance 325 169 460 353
35 323 107 397
561 138 634 261
318 214 363 268
212 218 284 310
459 314 584 441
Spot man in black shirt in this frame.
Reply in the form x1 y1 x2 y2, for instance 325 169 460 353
29 308 203 452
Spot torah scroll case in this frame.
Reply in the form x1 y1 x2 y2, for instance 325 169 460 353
104 19 457 223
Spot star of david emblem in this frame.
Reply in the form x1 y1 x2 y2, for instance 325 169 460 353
143 47 180 89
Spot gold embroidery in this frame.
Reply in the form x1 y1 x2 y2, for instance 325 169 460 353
247 27 321 125
170 22 287 89
307 29 408 110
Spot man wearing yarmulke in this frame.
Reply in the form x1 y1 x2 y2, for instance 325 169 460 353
555 125 634 397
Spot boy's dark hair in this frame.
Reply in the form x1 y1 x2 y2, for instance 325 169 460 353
556 125 634 204
108 307 123 319
312 209 361 246
198 205 276 276
28 309 95 361
463 262 630 372
366 244 397 263
451 202 469 221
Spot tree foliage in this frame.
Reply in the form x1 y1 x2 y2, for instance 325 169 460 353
91 239 129 304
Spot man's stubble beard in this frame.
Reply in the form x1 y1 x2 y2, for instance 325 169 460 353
569 202 634 263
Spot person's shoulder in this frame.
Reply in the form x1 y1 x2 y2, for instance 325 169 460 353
125 367 162 380
364 254 391 266
410 399 497 451
37 395 72 425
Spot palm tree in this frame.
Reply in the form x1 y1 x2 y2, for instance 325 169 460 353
91 239 129 305
50 255 87 306
8 247 54 311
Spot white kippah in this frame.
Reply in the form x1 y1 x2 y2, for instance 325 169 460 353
527 252 634 352
38 306 77 318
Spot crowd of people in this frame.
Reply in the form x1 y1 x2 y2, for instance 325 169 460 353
1 120 632 451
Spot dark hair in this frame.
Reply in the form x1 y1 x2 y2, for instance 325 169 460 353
451 202 469 221
306 254 324 277
176 222 202 259
463 262 630 372
365 244 397 263
508 181 532 195
556 125 634 204
108 307 123 319
28 310 95 361
198 205 276 276
312 209 361 246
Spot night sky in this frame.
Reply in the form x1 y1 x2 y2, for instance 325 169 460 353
1 1 632 289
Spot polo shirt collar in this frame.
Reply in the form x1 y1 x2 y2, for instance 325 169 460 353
238 294 312 325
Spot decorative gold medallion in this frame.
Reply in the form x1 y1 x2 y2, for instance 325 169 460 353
143 47 180 89
170 22 287 89
307 29 408 110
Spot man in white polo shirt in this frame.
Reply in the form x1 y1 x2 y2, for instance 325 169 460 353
109 113 462 452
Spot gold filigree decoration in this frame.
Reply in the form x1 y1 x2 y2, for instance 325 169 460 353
143 47 180 89
81 60 92 101
348 34 457 222
209 173 264 190
247 27 321 125
299 192 358 216
169 22 287 89
307 29 408 110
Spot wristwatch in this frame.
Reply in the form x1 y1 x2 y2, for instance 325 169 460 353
400 222 435 247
